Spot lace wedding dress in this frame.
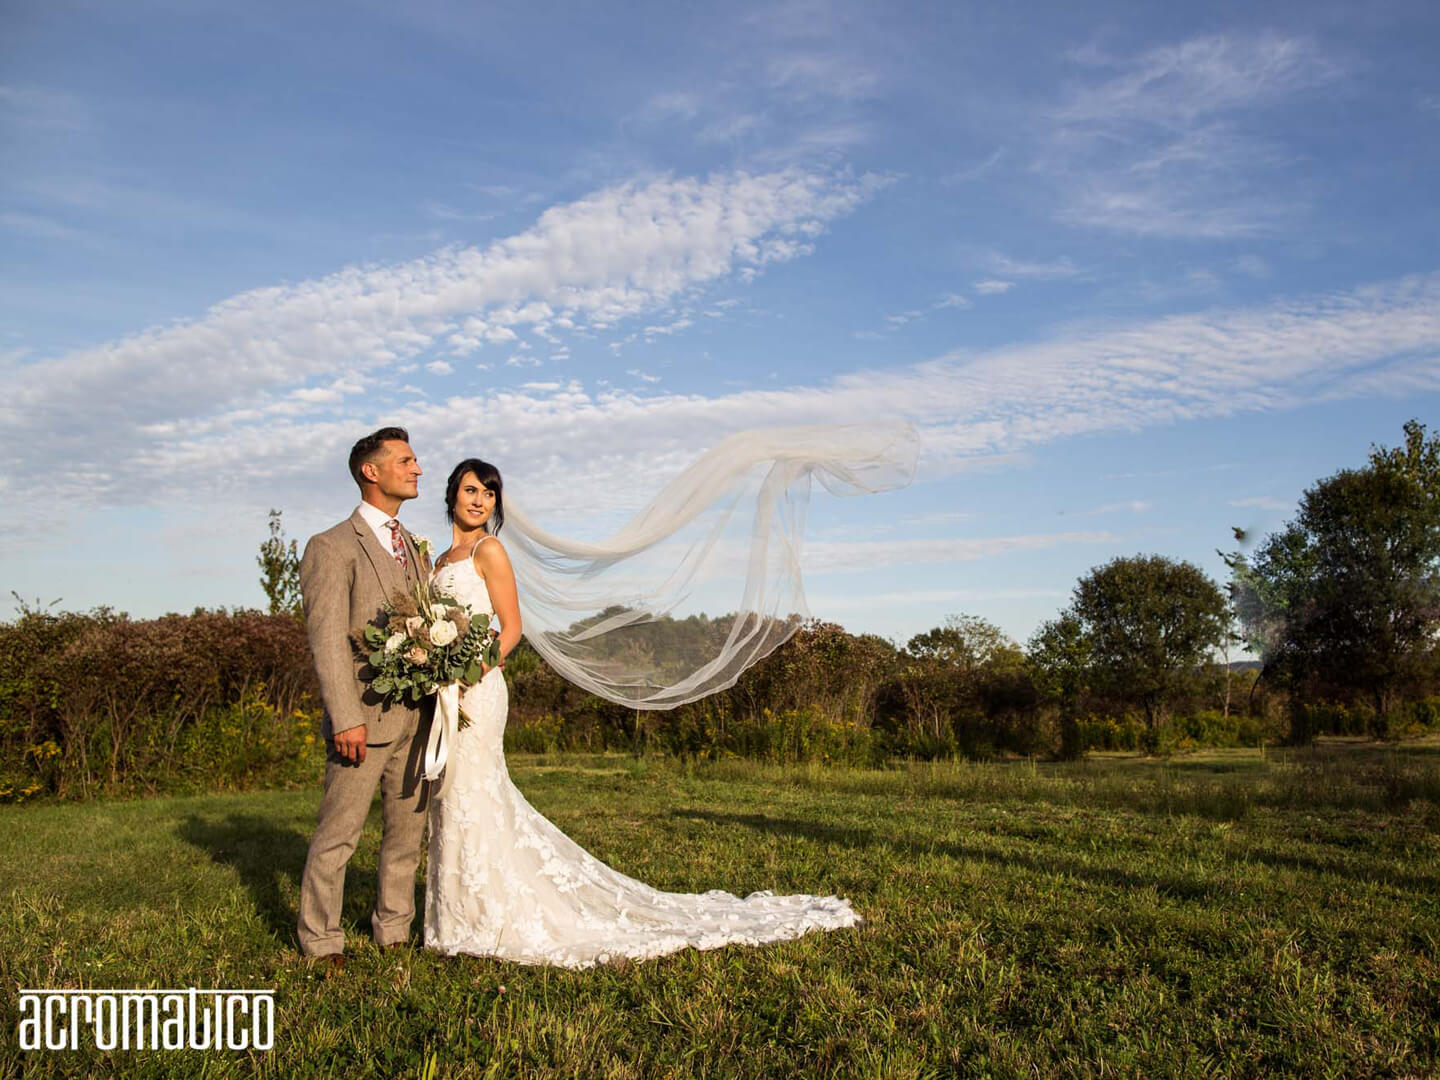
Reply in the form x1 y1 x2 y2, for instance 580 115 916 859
423 554 862 968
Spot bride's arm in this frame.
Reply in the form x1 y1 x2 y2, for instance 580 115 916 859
474 537 523 670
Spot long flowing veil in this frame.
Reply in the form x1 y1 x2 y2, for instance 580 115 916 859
499 421 921 709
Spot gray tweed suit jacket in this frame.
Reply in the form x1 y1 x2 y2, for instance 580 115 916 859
299 508 432 744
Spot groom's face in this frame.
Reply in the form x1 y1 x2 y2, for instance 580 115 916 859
370 440 423 502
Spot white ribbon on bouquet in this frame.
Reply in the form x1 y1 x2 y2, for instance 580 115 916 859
423 681 463 800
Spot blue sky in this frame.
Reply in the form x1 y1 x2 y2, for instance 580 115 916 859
3 0 1439 650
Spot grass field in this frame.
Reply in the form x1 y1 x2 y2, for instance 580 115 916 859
2 742 1439 1078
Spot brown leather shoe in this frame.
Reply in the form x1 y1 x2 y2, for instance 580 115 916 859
324 954 346 977
383 941 407 951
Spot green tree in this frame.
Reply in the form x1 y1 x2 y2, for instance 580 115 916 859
1026 612 1092 759
1245 419 1440 735
257 509 302 617
1070 554 1229 747
906 614 1012 673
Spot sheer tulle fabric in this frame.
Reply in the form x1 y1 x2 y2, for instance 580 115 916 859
500 421 920 709
424 559 861 967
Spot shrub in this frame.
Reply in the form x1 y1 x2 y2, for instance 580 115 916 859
0 609 318 799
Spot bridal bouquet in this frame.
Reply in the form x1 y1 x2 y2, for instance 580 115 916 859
356 580 500 726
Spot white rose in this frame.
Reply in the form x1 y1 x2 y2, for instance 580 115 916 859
429 618 458 647
405 615 425 636
384 632 406 653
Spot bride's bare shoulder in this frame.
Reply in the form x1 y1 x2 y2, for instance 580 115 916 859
471 534 512 571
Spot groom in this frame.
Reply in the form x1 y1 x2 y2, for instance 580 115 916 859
296 426 433 972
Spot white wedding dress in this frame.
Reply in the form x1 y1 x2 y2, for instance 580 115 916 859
423 555 862 968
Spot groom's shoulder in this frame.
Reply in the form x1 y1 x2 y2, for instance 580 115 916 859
305 516 361 555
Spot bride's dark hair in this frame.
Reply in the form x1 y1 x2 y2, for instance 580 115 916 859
444 459 504 534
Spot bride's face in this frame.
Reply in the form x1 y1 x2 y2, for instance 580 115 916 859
454 472 496 530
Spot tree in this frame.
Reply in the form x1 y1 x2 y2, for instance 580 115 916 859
906 614 1012 673
1026 612 1092 759
257 509 302 617
898 615 1034 756
1070 554 1229 746
1243 420 1440 734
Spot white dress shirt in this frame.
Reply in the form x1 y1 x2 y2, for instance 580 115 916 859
356 501 406 558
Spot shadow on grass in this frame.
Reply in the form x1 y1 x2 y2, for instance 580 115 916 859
177 813 313 942
674 807 1438 904
176 812 428 949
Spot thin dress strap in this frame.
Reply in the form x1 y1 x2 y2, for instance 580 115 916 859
468 533 498 563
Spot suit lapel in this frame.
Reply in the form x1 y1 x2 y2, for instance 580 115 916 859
351 510 406 600
399 526 426 588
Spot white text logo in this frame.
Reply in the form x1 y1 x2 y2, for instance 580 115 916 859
17 988 275 1051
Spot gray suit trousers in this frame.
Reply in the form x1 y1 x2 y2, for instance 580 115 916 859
296 727 429 956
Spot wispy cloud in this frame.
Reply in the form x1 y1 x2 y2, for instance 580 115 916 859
974 279 1014 295
810 585 1072 612
0 211 91 243
978 253 1079 280
9 140 1440 543
1062 500 1150 517
21 269 1440 537
1 167 883 499
804 532 1115 574
1228 495 1292 512
1041 34 1341 237
0 84 88 132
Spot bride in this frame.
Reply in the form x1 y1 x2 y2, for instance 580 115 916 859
423 454 870 968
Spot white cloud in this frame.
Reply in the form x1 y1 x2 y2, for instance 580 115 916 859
0 211 90 243
899 510 980 527
424 202 500 223
765 53 879 103
980 253 1078 279
1042 34 1340 237
1233 254 1271 278
3 167 881 504
637 91 703 123
811 586 1072 612
1064 500 1150 517
884 310 924 327
974 279 1014 295
0 84 88 131
643 317 693 337
10 146 1440 549
1228 495 1292 512
943 148 1006 185
804 531 1115 573
935 293 972 310
426 360 454 375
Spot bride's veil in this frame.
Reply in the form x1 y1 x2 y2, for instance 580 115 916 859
497 421 921 709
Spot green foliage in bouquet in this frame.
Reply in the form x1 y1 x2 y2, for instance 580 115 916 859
357 581 501 706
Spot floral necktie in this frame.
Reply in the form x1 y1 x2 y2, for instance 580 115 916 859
386 519 408 569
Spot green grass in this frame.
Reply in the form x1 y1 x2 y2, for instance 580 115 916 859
3 742 1439 1078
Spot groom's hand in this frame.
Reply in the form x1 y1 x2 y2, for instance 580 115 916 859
334 725 367 765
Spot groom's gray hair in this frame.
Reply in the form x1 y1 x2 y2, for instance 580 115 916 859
349 426 411 488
